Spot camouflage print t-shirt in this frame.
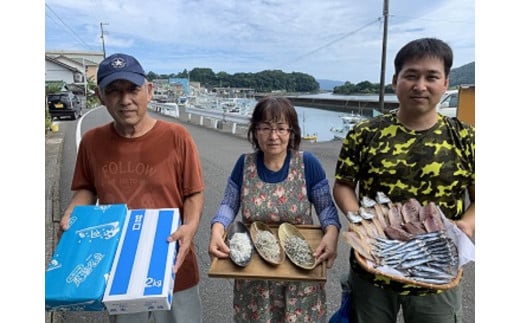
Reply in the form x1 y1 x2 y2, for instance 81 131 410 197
336 111 474 219
335 111 475 295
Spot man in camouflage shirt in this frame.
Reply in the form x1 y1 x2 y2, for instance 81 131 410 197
333 38 475 323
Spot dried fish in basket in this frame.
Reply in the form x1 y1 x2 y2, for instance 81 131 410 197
343 194 465 290
249 221 285 265
278 222 317 270
353 249 463 290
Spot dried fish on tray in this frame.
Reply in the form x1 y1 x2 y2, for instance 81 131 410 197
208 225 327 281
342 193 467 290
250 221 285 265
225 221 254 267
278 223 317 270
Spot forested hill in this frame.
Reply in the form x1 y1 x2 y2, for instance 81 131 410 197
449 62 475 87
320 61 474 92
329 61 475 94
147 61 474 93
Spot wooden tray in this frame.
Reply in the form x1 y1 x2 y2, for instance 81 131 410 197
208 224 326 281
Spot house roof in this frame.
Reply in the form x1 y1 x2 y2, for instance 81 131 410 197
46 50 105 64
45 56 82 73
52 55 98 67
68 57 98 66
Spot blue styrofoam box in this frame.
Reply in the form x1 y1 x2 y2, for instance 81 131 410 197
45 204 128 311
103 208 181 314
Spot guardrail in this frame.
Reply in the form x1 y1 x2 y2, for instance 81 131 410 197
148 102 252 135
148 102 180 118
185 106 251 135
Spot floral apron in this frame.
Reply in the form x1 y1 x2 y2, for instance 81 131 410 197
233 151 326 322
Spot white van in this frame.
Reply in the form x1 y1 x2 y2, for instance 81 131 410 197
437 90 458 118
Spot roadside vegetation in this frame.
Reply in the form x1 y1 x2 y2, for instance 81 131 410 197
45 83 61 134
84 77 100 108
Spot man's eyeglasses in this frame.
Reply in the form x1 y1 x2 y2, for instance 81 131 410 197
256 127 292 135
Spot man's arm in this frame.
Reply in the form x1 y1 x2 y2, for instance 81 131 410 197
333 180 359 215
168 190 204 273
455 185 475 238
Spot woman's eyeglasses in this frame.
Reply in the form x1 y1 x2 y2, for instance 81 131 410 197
255 127 292 135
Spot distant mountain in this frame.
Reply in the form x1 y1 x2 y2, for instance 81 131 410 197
449 62 475 87
317 61 473 91
317 79 344 91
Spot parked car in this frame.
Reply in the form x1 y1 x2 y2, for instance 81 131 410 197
47 92 82 120
437 89 458 118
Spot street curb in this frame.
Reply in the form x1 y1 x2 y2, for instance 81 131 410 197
45 132 65 323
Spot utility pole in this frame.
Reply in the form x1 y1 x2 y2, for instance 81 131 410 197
100 22 109 58
83 57 88 107
378 0 389 112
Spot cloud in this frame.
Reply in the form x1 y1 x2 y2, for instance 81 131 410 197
45 0 475 83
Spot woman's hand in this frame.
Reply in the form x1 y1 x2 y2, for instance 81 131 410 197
314 225 339 269
208 222 230 259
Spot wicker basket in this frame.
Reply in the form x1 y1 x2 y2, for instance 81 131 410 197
354 250 463 290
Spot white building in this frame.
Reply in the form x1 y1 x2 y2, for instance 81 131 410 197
45 51 104 95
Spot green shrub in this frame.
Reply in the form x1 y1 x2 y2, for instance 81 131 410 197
45 83 61 134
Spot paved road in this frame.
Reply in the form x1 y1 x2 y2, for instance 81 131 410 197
45 107 475 323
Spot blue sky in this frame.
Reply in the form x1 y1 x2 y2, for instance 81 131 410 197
45 0 475 83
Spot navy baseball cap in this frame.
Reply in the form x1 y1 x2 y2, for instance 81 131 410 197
97 53 146 89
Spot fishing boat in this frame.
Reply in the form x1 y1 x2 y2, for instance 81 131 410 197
301 111 318 142
330 126 348 141
302 133 318 142
329 113 365 140
340 112 365 126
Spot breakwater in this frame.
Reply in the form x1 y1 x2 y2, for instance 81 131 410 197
254 93 400 117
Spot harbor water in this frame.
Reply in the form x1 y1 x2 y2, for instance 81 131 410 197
296 105 346 142
185 94 393 143
290 94 397 142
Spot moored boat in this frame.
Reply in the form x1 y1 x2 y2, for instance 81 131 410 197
330 113 366 140
302 133 318 142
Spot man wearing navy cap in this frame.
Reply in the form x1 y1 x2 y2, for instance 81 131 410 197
60 53 205 323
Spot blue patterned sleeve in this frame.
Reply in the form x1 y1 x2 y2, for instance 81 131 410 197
210 177 241 229
310 178 342 231
210 154 246 229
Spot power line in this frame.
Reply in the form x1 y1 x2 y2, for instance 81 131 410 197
284 18 381 66
45 3 95 50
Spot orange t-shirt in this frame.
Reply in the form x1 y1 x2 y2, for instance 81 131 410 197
71 119 204 292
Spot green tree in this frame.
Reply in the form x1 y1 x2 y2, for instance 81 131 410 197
384 84 395 94
355 81 374 93
85 76 100 109
147 67 319 93
146 71 160 80
215 71 231 87
190 68 217 85
333 81 356 94
177 69 189 79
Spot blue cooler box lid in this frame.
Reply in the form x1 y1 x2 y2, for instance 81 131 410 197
45 204 128 311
